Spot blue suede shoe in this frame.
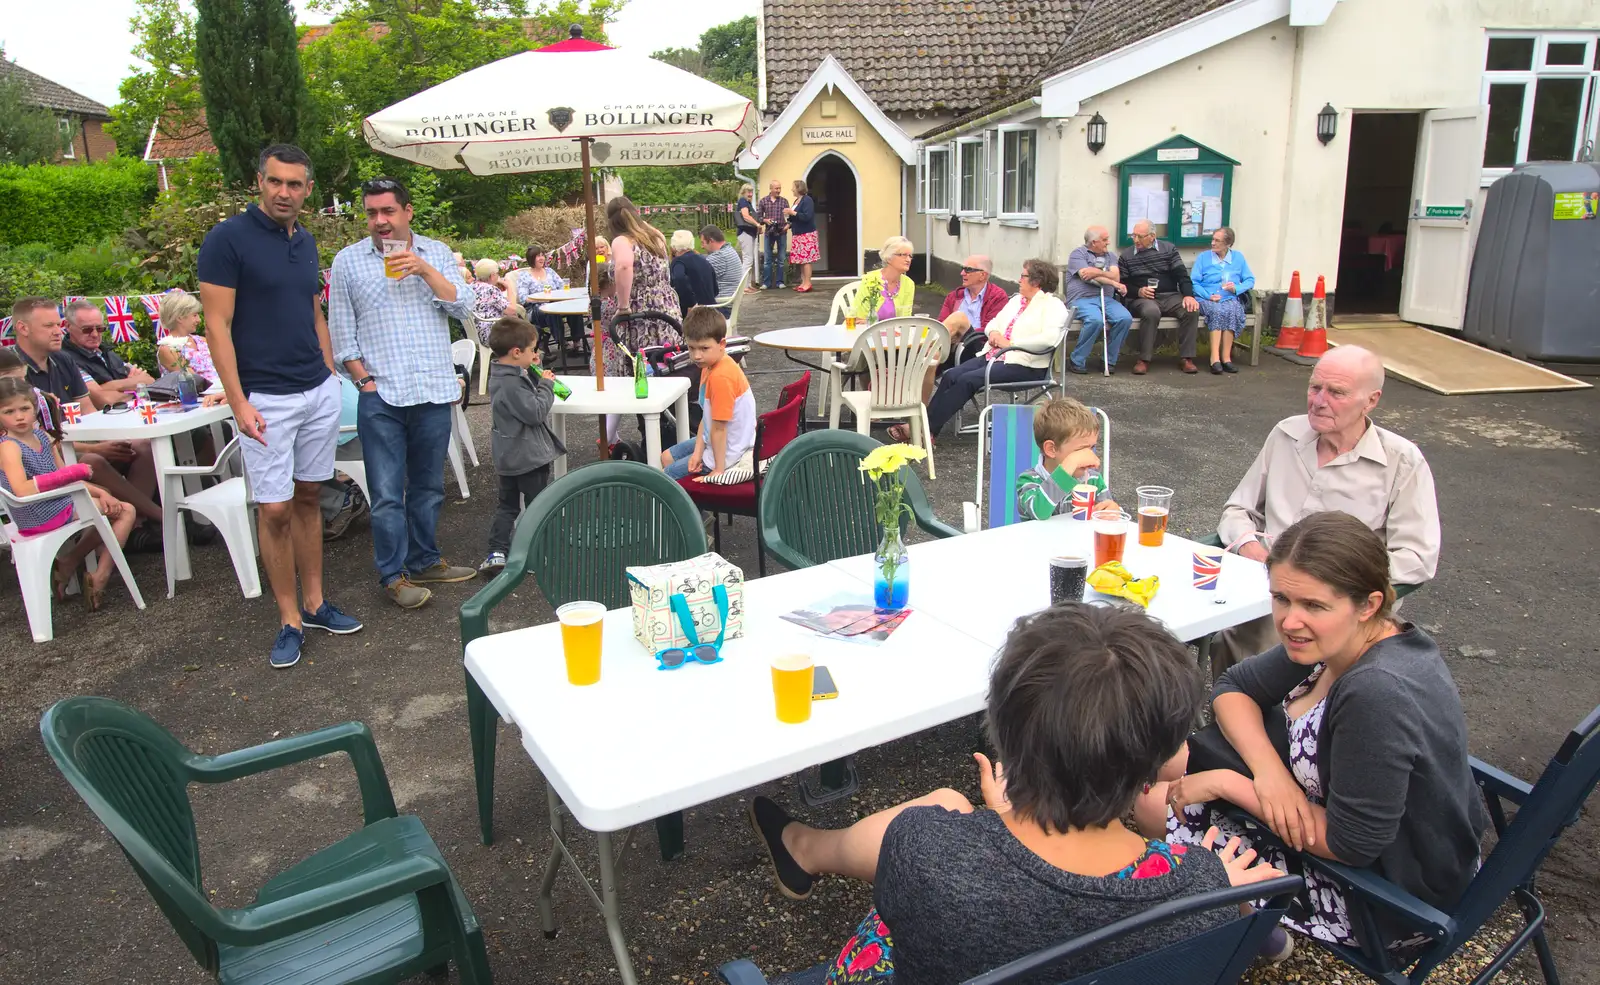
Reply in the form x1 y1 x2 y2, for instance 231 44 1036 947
301 600 364 635
269 626 304 669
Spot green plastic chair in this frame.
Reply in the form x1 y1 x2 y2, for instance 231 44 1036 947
39 696 490 985
758 429 961 571
460 460 708 854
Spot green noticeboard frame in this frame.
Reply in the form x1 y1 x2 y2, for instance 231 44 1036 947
1114 136 1239 248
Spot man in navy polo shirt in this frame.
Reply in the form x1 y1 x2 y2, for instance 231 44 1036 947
198 144 363 670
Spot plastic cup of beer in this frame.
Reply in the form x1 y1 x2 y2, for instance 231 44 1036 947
1136 486 1173 547
381 238 407 279
1092 508 1131 569
771 653 814 724
556 601 605 686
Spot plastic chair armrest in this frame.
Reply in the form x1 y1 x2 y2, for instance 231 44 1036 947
1394 582 1420 599
990 342 1056 357
189 721 398 824
1298 854 1456 940
1 480 91 505
917 512 964 540
1195 532 1224 548
717 959 772 985
460 565 525 650
1471 756 1533 805
223 854 451 945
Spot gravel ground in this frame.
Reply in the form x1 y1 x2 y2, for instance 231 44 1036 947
1 285 1596 985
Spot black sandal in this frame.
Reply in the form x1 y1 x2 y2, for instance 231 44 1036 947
749 796 815 900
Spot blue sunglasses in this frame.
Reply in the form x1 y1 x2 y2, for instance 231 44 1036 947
655 585 729 670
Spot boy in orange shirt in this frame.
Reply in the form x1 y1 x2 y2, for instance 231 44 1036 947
661 307 756 481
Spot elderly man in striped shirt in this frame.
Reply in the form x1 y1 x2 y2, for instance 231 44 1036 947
699 225 743 310
329 177 478 610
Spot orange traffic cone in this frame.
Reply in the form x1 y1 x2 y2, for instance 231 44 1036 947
1297 275 1329 358
1276 270 1305 351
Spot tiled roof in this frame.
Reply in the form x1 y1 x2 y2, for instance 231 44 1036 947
0 59 110 118
924 0 1234 137
762 0 1090 115
145 107 219 161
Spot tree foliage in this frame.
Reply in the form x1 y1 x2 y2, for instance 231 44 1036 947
195 0 308 186
106 0 201 158
699 16 757 89
0 53 71 165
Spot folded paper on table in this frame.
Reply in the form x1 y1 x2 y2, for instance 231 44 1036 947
627 552 744 651
781 591 910 646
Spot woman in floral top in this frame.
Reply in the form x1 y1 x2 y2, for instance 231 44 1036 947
469 259 513 344
748 603 1278 985
156 292 217 384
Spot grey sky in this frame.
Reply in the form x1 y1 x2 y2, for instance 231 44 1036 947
3 0 757 108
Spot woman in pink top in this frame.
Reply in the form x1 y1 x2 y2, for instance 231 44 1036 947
156 292 218 384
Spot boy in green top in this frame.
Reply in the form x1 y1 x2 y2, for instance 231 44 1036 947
1016 397 1118 521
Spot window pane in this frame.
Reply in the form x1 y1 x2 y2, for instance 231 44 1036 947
1483 82 1526 167
1486 37 1533 70
1003 130 1036 214
959 144 980 211
1545 41 1587 66
1528 77 1585 161
928 152 949 211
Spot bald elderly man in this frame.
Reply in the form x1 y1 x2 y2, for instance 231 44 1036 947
1214 345 1441 671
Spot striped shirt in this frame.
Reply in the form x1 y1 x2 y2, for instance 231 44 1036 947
328 232 474 407
1117 240 1195 298
704 244 743 298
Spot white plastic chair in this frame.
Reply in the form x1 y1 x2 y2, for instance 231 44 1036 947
720 267 752 333
0 481 146 642
163 436 261 600
335 425 371 505
449 338 479 496
829 317 948 479
826 280 863 325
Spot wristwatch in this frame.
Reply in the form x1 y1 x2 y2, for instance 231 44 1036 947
355 376 375 389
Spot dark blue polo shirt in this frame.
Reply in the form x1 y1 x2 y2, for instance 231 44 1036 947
196 202 330 396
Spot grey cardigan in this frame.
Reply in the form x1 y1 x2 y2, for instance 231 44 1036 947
487 362 565 477
1215 626 1487 911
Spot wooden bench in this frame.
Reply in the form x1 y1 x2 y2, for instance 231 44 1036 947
1064 289 1265 367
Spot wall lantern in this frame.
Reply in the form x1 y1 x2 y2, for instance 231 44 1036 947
1317 103 1338 145
1086 113 1107 155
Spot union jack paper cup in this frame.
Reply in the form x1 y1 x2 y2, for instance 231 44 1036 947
1069 484 1097 521
139 403 159 424
61 401 82 424
1192 547 1224 592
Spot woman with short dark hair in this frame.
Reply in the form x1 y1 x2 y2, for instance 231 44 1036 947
1158 511 1486 959
750 602 1277 985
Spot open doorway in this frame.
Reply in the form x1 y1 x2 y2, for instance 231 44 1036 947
1337 113 1420 314
806 152 859 276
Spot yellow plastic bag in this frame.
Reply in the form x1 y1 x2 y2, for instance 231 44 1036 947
1087 561 1159 608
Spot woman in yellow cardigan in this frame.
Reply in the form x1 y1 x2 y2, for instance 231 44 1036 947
853 236 916 321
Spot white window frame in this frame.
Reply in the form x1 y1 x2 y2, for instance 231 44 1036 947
956 138 985 217
998 124 1038 221
923 145 951 213
58 117 75 158
1480 31 1600 185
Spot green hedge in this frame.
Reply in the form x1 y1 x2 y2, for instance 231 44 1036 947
0 157 158 251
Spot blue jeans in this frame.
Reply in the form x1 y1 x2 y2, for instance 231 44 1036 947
356 393 454 586
662 438 701 480
763 231 788 288
1070 295 1134 370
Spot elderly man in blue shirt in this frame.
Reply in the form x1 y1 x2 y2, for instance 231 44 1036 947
330 177 478 610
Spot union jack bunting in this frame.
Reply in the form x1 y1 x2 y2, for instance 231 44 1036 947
0 316 12 346
105 296 140 342
139 295 167 339
321 268 332 305
60 296 86 320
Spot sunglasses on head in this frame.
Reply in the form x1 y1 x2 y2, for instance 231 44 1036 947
362 178 404 194
655 585 730 670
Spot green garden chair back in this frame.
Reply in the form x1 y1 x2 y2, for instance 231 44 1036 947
758 429 960 571
39 696 489 985
459 460 708 849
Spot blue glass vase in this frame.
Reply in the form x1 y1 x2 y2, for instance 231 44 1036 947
873 527 910 611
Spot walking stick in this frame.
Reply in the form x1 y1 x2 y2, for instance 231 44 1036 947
1100 285 1110 377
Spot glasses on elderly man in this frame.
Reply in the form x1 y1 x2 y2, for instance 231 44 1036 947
960 266 984 274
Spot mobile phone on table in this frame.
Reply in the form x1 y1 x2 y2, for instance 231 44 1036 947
812 665 838 700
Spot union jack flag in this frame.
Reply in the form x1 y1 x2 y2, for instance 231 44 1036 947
105 296 139 342
0 316 12 346
139 295 167 339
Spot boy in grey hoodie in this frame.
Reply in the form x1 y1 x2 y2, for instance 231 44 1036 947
481 315 565 573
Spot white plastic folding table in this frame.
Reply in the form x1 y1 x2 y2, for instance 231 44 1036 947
546 373 691 477
62 403 234 598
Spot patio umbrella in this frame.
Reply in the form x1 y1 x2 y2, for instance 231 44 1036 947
362 26 757 393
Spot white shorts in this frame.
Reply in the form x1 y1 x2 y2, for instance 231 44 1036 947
240 374 342 503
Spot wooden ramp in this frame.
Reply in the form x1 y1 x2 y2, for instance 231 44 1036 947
1324 321 1591 395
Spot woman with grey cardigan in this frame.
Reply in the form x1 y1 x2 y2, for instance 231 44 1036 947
1154 511 1486 960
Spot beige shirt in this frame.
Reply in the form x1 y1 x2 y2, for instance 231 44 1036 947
1219 415 1441 586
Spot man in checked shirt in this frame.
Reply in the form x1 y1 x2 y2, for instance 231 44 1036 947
329 177 479 610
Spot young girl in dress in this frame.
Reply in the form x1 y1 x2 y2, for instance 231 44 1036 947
0 377 136 610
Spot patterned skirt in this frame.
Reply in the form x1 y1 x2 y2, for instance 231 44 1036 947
790 231 821 265
1195 295 1246 335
